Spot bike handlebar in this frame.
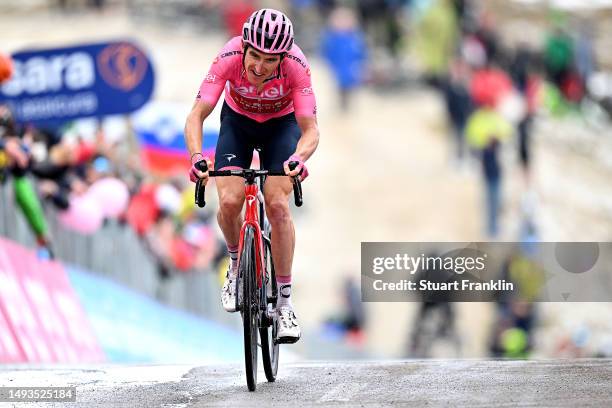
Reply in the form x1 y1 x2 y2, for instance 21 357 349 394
194 161 304 208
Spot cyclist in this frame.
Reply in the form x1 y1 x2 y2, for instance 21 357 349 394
185 8 319 343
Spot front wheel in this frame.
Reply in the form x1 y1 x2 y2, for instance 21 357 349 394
240 226 258 391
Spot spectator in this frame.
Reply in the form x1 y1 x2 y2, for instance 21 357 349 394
321 7 369 111
490 240 543 358
0 52 13 84
408 251 461 358
90 0 106 11
356 0 404 59
544 23 574 93
0 105 56 259
221 0 257 38
466 107 513 238
413 0 459 87
574 20 595 95
323 275 366 346
443 59 473 162
473 11 503 66
509 45 540 184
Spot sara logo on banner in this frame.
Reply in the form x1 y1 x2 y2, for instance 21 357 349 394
97 43 149 91
0 41 154 124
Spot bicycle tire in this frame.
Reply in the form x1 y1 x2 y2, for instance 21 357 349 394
260 237 279 382
240 225 258 391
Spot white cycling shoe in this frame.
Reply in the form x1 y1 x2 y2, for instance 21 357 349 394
221 269 237 313
276 306 301 344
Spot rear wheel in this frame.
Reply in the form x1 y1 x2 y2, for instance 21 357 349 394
260 320 279 382
260 238 279 382
240 226 258 391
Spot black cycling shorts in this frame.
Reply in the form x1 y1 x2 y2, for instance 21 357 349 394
214 102 301 172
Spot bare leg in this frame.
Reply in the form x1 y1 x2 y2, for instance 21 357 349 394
263 176 295 278
215 177 246 248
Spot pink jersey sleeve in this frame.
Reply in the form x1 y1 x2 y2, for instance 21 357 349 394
285 46 317 118
196 37 243 106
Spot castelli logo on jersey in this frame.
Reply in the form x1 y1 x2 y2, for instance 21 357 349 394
286 54 307 69
204 73 216 83
234 84 286 98
220 50 242 59
301 87 313 95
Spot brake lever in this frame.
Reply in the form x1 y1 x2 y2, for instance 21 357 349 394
288 161 303 207
194 160 208 208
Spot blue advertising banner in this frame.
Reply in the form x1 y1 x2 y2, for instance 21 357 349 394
0 41 155 124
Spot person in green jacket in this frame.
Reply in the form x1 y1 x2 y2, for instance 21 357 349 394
0 105 54 259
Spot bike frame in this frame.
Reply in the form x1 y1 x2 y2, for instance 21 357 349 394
239 182 266 292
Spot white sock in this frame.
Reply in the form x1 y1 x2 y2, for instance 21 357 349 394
277 276 292 309
228 244 238 278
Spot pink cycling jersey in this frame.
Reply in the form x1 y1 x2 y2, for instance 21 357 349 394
196 36 317 123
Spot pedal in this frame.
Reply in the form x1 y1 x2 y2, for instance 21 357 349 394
275 335 300 345
266 305 277 318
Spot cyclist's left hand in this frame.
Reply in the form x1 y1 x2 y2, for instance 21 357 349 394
189 153 212 184
283 154 308 181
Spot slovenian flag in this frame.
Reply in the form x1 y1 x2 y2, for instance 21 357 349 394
132 101 220 175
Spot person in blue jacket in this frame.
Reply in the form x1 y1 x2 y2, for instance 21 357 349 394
321 7 368 111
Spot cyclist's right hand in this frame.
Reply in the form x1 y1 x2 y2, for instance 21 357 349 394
189 152 212 183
